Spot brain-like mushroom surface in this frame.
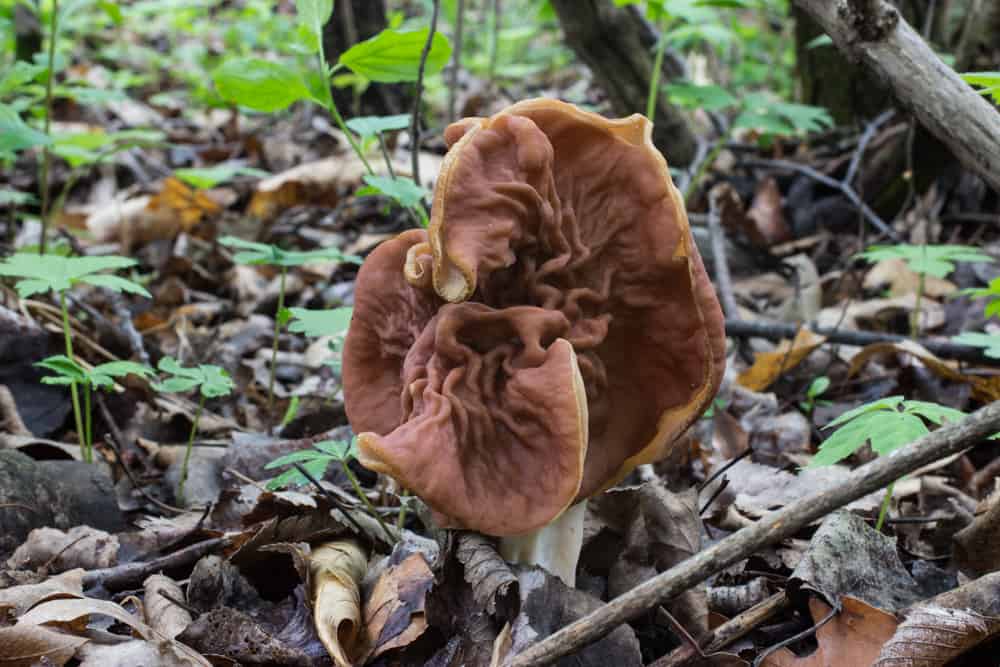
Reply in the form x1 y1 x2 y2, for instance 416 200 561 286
343 99 726 537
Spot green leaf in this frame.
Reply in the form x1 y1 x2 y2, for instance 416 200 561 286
0 103 51 153
0 62 47 96
36 355 88 383
213 58 313 112
807 376 830 400
361 174 429 209
314 438 357 461
0 189 37 207
903 400 966 426
198 365 235 398
219 236 362 268
665 83 737 112
824 395 904 430
0 253 139 297
962 71 1000 105
280 395 301 428
952 332 1000 359
857 244 993 278
345 114 411 138
287 307 353 337
809 410 886 467
868 411 928 456
296 0 333 54
174 164 269 189
78 273 151 297
265 449 327 469
339 28 452 83
805 34 833 49
152 376 201 394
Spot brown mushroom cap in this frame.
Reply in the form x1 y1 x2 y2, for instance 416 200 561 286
343 99 725 536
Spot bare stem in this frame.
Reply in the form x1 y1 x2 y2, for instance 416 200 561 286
875 481 895 531
267 266 287 422
340 460 396 544
178 393 206 504
39 0 59 256
646 16 668 120
60 291 87 460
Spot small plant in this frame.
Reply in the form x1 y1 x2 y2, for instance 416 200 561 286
265 437 396 542
856 244 993 336
962 276 1000 320
961 72 1000 105
799 375 831 416
152 357 235 502
287 306 353 374
808 396 966 531
0 253 150 461
37 356 154 462
219 236 361 420
952 332 1000 359
210 0 450 226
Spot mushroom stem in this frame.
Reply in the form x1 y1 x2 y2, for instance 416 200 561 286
498 500 587 587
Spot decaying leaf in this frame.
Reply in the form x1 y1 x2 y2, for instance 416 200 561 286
309 539 368 667
7 526 119 573
953 491 1000 576
764 596 898 667
143 574 192 640
875 605 1000 666
363 552 433 660
863 257 957 299
737 328 826 391
0 623 88 667
745 177 791 247
455 532 519 620
0 569 84 618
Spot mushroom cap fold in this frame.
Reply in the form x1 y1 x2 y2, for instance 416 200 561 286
343 99 726 536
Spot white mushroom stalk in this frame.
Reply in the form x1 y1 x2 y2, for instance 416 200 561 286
498 500 587 586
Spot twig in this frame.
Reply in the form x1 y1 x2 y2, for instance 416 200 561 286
292 462 368 537
753 600 839 667
448 0 465 123
83 536 232 592
651 591 789 667
706 185 740 320
506 400 1000 665
724 318 997 364
411 0 440 190
845 109 895 187
742 157 899 241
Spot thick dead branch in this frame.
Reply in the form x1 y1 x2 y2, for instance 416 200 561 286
794 0 1000 192
507 400 1000 665
82 536 233 593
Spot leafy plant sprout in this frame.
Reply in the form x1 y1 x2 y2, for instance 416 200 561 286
152 357 235 503
265 437 396 544
0 253 150 461
799 375 831 418
808 396 966 531
856 244 993 337
37 356 154 461
219 236 361 422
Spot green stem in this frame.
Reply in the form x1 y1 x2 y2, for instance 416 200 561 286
60 291 87 460
646 17 668 120
268 266 286 422
178 393 205 504
83 382 92 456
875 481 895 532
320 52 374 176
912 271 925 338
39 0 59 257
341 460 396 544
396 488 409 529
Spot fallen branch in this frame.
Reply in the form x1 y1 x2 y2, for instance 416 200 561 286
507 400 1000 665
794 0 1000 192
82 536 232 593
724 318 997 364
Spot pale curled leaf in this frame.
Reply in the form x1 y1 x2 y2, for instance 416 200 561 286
0 624 87 666
875 605 1000 666
310 539 369 667
143 574 192 640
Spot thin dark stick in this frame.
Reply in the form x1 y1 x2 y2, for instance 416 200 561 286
742 158 899 241
752 601 839 667
448 0 465 123
411 0 441 190
83 536 232 592
158 590 200 616
845 109 895 186
507 400 1000 665
699 477 729 516
292 462 367 536
724 318 996 364
698 448 753 493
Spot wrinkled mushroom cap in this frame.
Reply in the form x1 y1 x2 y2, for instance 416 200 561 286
343 99 725 537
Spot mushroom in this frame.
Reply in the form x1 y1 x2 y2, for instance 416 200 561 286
343 99 726 585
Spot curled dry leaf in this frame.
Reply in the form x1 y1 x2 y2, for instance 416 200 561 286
143 574 192 640
455 532 520 620
309 539 368 667
737 328 826 392
763 596 897 667
362 552 433 661
953 491 1000 576
0 568 84 618
875 605 1000 666
0 623 88 667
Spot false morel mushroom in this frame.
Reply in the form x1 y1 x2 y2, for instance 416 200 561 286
343 99 726 585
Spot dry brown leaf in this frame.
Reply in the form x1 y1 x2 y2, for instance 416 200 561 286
309 539 368 667
746 177 791 247
737 328 826 391
863 257 957 299
7 526 119 573
848 339 1000 402
15 597 211 666
143 574 192 640
0 569 84 618
816 293 945 333
0 623 87 666
875 605 1000 666
248 156 368 222
764 596 897 667
75 638 203 666
363 552 433 660
953 491 1000 576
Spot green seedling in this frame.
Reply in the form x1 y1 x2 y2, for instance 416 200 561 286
962 72 1000 105
856 244 993 337
807 396 966 531
219 236 360 418
152 357 234 503
173 164 270 190
210 0 450 227
288 306 353 374
265 437 396 543
799 376 831 416
962 276 1000 320
37 356 154 462
0 253 150 461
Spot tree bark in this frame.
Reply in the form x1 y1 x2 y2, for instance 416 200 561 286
549 0 698 167
794 0 1000 192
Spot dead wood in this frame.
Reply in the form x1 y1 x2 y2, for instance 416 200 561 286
507 400 1000 665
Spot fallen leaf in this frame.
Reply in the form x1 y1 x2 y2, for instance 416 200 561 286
863 257 956 299
0 569 84 617
363 552 433 660
746 177 791 246
143 574 192 640
953 491 1000 576
309 539 368 667
0 623 88 667
737 328 826 391
875 605 1000 666
7 526 119 573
